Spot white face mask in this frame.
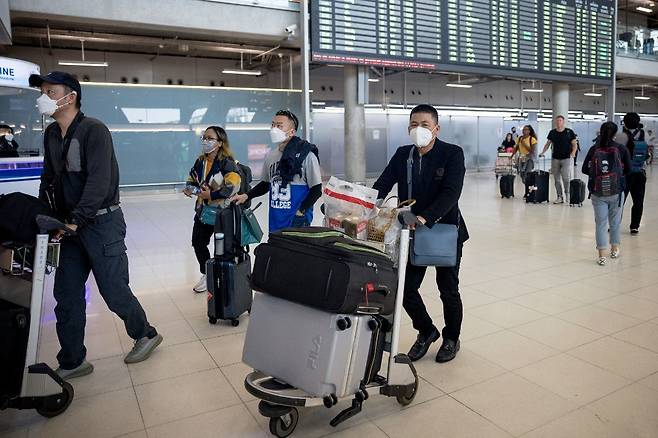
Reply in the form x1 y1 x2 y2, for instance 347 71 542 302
409 127 434 148
3 134 13 142
36 92 73 117
202 139 218 154
270 127 288 144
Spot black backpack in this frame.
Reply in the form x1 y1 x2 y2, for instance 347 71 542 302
235 161 253 208
0 193 54 243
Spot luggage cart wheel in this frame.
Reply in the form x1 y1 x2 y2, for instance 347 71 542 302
208 317 218 325
396 375 419 407
231 319 240 327
37 381 74 418
268 407 298 438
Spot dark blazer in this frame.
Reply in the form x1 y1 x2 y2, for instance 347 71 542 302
373 138 469 243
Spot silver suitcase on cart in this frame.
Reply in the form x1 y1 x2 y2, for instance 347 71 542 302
243 292 377 398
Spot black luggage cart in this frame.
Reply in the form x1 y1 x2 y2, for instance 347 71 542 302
0 216 75 418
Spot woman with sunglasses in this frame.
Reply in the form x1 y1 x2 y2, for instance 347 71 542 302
183 126 241 293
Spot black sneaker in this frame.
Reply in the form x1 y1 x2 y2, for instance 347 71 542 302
435 339 460 363
407 327 440 362
630 229 639 235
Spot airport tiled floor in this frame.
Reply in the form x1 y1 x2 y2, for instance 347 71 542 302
2 168 658 438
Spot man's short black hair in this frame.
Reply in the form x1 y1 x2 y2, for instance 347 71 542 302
275 109 299 130
623 112 641 130
556 115 565 121
410 104 439 125
0 124 13 134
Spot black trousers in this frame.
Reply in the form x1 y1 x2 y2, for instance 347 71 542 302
402 244 463 341
624 172 647 230
54 208 155 369
192 216 215 274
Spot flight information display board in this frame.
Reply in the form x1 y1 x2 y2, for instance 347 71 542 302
311 0 614 83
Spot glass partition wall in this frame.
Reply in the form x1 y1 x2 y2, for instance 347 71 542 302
4 82 656 186
311 109 658 178
78 83 302 186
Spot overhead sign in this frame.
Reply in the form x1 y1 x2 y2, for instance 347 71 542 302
0 57 40 89
311 0 615 84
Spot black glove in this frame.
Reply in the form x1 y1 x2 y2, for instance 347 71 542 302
398 211 421 227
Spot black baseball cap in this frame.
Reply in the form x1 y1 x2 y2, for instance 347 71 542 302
29 71 82 99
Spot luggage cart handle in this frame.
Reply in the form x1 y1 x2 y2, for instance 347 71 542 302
35 215 77 236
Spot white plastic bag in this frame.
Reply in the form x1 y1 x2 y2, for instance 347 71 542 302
323 176 378 239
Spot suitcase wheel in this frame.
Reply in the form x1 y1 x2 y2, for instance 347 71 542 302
208 317 217 325
231 319 240 327
269 407 298 438
36 381 74 418
396 374 419 407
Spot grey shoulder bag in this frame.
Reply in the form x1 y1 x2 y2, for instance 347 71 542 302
407 147 459 267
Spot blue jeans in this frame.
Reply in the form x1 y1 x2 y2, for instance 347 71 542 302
591 193 625 250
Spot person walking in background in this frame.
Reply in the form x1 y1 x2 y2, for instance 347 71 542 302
500 133 515 153
646 129 655 164
182 126 241 293
0 124 19 158
581 121 631 266
231 110 322 232
615 112 648 235
539 115 578 204
30 71 162 379
512 124 537 183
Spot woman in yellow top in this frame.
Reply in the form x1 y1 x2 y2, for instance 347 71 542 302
183 126 242 293
513 125 538 183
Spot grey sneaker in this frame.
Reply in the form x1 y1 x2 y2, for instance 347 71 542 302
553 197 564 204
56 360 94 380
124 333 163 364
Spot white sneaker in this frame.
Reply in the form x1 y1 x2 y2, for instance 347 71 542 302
193 274 207 293
553 197 564 204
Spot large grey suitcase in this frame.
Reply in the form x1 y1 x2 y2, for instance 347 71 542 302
243 292 378 398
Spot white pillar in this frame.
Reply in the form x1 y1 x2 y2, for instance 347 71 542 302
552 82 570 125
344 65 367 183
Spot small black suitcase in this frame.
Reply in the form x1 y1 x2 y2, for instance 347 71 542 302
250 227 397 315
499 174 515 198
525 170 550 203
0 300 29 398
569 179 586 207
206 256 252 326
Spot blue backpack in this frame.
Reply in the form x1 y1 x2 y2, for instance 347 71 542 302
630 129 648 173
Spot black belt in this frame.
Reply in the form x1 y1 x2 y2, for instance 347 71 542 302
96 205 120 216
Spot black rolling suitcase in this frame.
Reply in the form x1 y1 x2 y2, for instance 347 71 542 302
0 300 29 398
206 203 252 326
250 227 397 315
206 256 252 326
569 179 586 207
525 170 550 203
499 174 515 198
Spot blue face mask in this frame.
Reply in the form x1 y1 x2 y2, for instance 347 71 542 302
2 134 13 142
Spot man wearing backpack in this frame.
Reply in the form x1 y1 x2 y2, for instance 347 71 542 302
616 113 648 235
231 110 322 232
539 115 578 204
581 121 632 266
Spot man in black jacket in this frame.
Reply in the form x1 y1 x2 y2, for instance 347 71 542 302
373 104 468 363
30 71 162 380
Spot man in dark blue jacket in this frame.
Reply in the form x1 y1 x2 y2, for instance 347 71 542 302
373 104 468 363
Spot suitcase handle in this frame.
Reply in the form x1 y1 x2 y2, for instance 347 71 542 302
364 283 390 297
